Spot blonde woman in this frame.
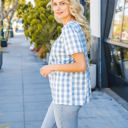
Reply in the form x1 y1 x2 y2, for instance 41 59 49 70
40 0 91 127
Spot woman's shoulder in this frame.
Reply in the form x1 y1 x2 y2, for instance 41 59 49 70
62 21 81 32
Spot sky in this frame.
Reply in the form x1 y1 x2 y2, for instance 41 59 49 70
26 0 35 6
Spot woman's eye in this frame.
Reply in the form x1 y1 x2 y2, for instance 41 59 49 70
53 3 57 6
62 2 65 5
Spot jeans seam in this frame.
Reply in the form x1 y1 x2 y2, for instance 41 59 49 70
61 105 63 128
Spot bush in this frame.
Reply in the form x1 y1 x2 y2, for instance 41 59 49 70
17 0 62 58
38 45 49 59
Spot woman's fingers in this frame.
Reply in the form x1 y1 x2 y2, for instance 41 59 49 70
40 66 50 77
40 71 48 77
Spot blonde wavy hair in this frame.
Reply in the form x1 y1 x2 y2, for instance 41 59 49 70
47 0 91 44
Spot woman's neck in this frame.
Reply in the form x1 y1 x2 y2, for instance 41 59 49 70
62 16 75 26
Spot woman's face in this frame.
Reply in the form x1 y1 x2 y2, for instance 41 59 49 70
52 0 71 21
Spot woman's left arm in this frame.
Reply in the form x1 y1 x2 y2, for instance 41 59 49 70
40 52 87 77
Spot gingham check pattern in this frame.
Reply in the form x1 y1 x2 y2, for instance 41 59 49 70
48 21 91 105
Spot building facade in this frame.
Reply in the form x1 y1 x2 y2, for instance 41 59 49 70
90 0 128 102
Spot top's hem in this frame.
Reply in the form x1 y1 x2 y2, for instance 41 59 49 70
52 99 90 106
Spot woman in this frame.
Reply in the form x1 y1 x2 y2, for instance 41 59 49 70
40 0 91 127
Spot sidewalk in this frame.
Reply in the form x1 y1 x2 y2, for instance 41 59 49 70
0 32 128 128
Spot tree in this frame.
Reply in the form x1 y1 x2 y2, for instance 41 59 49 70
0 0 20 43
122 16 128 32
17 0 62 58
113 24 122 39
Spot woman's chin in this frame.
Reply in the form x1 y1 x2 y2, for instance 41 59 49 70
56 16 62 20
56 15 64 19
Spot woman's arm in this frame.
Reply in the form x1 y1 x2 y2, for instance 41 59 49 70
52 52 87 72
40 52 87 77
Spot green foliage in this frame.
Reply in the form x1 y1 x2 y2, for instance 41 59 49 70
86 1 90 22
0 46 2 52
38 44 49 58
0 27 4 52
17 0 62 58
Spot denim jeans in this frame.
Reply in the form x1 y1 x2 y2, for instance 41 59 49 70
41 102 81 128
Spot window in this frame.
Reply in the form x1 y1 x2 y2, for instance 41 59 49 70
105 43 128 83
111 0 125 42
105 0 128 83
121 0 128 43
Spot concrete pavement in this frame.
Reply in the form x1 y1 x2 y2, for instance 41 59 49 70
0 32 128 128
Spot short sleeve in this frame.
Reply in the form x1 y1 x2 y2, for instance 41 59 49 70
62 23 85 55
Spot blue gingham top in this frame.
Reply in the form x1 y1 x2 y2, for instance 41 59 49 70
48 21 91 106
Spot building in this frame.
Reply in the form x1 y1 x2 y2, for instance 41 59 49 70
90 0 128 102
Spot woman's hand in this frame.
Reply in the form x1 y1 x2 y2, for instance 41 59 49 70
40 65 54 77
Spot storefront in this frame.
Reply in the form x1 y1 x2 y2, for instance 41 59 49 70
90 0 128 101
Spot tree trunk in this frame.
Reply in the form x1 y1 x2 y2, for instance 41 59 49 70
5 19 11 41
0 0 4 37
5 1 18 41
5 14 14 41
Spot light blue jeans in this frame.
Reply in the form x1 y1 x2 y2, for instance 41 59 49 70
41 102 81 128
